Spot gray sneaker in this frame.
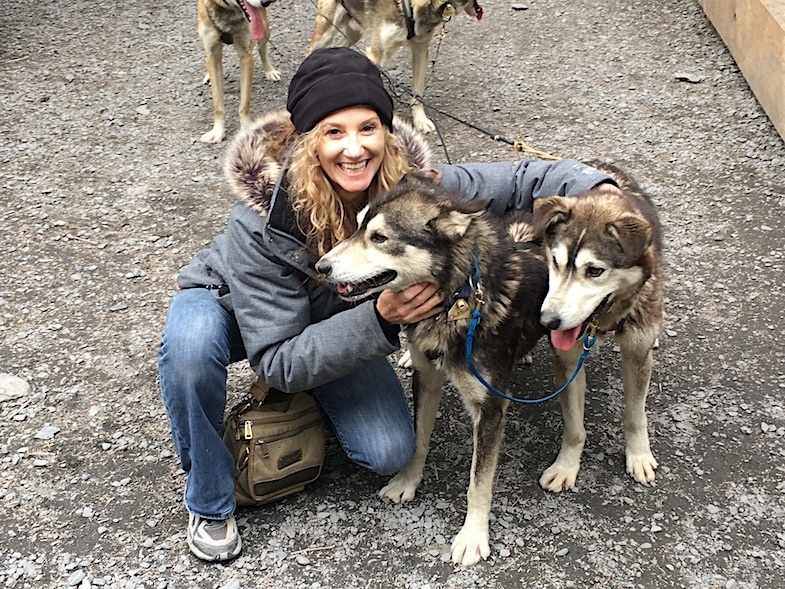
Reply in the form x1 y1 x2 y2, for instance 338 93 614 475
187 514 242 562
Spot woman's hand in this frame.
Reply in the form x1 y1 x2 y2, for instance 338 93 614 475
376 282 443 325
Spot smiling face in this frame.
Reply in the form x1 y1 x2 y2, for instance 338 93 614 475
315 106 386 206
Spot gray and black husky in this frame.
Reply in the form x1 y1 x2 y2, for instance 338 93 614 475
316 176 548 566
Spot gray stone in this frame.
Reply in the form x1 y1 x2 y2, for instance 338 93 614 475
0 373 30 402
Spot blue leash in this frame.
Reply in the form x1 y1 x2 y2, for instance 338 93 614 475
465 309 598 404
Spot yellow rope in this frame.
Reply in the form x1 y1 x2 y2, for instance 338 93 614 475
512 139 561 161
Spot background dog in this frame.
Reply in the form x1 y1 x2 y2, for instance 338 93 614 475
309 0 483 133
197 0 280 143
316 177 547 566
532 163 663 493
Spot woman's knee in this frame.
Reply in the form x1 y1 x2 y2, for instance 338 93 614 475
359 427 416 476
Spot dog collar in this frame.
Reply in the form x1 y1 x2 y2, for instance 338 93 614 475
446 245 484 321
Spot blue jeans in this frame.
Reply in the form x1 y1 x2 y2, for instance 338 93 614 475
158 288 415 520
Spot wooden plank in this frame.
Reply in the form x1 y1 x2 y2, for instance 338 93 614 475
699 0 785 140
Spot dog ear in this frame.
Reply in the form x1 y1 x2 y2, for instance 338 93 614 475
438 197 492 236
430 204 487 238
606 214 652 258
532 197 571 236
356 204 370 228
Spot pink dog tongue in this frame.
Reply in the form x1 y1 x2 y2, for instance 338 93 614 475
247 5 266 41
550 326 582 351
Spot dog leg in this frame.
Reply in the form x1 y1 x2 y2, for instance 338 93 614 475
540 345 587 492
200 31 226 144
256 8 281 81
619 333 658 484
397 348 412 369
309 4 357 51
379 352 443 503
235 35 255 129
451 388 508 566
407 36 436 133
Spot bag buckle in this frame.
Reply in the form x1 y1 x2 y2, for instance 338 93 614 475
243 420 253 440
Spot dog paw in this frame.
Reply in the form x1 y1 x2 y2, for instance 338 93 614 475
200 127 225 144
451 525 490 566
516 353 534 366
411 105 436 134
379 473 419 503
397 349 412 369
627 452 658 484
412 115 436 134
539 463 579 493
264 67 282 82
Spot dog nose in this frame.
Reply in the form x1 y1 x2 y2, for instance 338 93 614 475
540 311 561 331
315 258 331 275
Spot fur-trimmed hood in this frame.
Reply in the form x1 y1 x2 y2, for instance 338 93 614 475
222 110 434 216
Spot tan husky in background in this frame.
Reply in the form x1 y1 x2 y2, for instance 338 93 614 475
197 0 280 143
309 0 483 133
533 162 663 493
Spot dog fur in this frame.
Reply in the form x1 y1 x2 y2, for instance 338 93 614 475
309 0 483 133
532 162 663 493
197 0 280 143
316 177 548 566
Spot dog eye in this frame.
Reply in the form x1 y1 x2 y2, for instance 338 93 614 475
586 266 605 278
551 255 559 269
370 232 388 244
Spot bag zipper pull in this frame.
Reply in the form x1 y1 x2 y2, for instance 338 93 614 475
238 447 250 470
243 420 253 440
256 439 269 459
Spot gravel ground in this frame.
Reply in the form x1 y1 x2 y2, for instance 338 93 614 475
2 0 784 588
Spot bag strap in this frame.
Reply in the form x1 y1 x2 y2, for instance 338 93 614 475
248 379 270 403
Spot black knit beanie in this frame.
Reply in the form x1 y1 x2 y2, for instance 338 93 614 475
287 47 394 134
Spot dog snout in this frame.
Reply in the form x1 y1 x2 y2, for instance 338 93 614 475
315 258 332 275
540 311 561 331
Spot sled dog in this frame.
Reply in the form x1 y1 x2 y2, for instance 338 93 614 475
532 162 663 492
309 0 483 133
316 176 548 566
197 0 280 143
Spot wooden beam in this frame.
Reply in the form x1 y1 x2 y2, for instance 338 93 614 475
698 0 785 140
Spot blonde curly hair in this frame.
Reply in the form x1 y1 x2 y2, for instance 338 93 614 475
287 124 410 257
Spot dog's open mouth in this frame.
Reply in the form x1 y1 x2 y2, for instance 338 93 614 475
237 0 267 41
550 325 583 351
335 270 397 300
549 296 612 351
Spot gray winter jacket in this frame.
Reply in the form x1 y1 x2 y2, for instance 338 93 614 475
176 111 614 393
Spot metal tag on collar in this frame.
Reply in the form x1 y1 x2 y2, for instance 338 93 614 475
448 298 472 321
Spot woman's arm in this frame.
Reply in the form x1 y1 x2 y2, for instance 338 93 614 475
224 206 400 393
436 159 616 214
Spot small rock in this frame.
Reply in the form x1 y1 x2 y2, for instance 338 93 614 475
674 72 704 83
511 3 529 10
68 570 87 586
35 425 61 440
0 374 31 402
555 548 569 556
